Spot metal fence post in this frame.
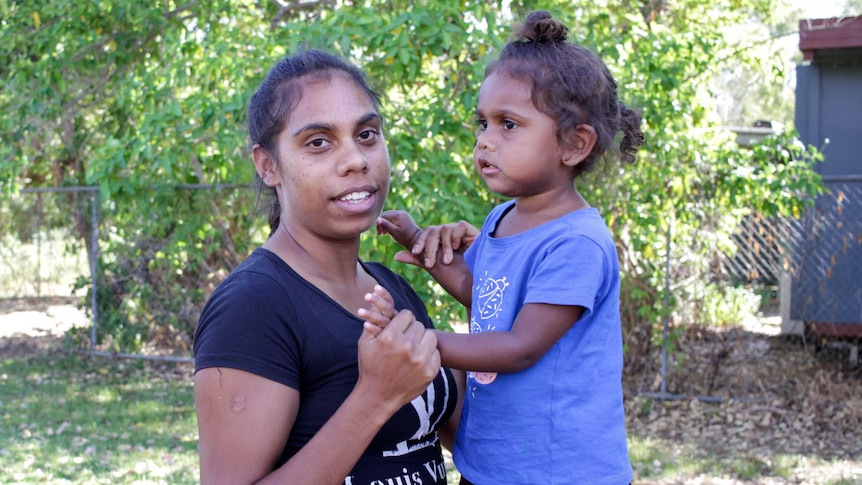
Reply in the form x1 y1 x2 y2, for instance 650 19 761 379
90 188 99 350
660 220 671 395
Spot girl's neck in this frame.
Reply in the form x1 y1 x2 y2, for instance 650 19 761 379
498 188 589 237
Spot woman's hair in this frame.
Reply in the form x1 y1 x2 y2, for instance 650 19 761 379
248 49 382 235
486 11 645 178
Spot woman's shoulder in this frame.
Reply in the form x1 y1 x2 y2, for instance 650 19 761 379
360 261 414 298
216 248 294 291
361 260 400 284
200 249 300 319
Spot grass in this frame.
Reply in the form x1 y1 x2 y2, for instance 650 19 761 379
0 346 198 484
2 343 859 484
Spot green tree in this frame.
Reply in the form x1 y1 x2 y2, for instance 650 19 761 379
0 0 823 354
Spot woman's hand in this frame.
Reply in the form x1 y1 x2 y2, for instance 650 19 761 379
356 308 441 410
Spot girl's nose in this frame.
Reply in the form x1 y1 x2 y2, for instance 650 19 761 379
476 131 495 151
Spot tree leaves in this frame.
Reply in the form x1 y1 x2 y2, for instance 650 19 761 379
0 0 825 349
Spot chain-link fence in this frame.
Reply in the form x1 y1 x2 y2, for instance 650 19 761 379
637 176 861 414
2 181 860 377
0 187 99 348
0 187 97 300
0 184 261 362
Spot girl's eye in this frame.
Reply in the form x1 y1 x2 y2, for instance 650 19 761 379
476 118 487 130
309 138 329 148
504 120 516 130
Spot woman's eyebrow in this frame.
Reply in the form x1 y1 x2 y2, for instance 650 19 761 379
293 122 333 137
292 112 381 137
356 112 382 127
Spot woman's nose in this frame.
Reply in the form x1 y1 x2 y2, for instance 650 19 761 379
339 142 369 174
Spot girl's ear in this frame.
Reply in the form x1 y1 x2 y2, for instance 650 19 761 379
562 124 598 167
252 144 280 187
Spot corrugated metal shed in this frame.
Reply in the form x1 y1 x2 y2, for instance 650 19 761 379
791 16 862 340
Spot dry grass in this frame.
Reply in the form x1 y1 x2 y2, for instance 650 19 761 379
625 318 862 484
3 298 861 484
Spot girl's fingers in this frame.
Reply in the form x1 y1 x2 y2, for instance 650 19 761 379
362 321 384 337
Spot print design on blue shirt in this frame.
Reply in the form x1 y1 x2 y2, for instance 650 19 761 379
475 271 508 320
468 271 510 390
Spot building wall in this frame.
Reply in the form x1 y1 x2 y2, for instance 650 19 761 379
791 62 862 327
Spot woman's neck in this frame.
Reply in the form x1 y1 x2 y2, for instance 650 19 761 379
264 224 362 284
264 224 379 318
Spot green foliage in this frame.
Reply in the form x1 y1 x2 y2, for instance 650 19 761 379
0 0 825 353
687 283 763 327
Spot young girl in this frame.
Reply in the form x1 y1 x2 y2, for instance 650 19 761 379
362 10 644 485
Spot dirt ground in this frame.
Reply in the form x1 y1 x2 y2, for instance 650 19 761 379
1 298 860 484
623 316 862 484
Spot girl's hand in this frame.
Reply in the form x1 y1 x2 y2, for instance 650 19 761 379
398 221 480 269
376 211 422 249
358 285 396 337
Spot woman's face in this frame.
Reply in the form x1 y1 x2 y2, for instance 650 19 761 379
264 73 390 242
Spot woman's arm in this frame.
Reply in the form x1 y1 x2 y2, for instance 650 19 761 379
195 311 441 485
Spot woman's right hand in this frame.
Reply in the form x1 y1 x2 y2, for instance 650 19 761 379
356 308 440 410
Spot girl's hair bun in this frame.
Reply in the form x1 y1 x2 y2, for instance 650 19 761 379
514 10 569 44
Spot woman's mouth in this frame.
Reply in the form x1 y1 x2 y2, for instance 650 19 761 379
338 191 371 204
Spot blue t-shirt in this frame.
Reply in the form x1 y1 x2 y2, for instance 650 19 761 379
453 200 633 485
194 248 457 485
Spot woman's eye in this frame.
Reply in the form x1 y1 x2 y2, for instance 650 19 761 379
358 129 379 142
309 138 328 148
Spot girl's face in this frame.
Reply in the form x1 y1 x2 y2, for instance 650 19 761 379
473 72 574 199
257 73 390 242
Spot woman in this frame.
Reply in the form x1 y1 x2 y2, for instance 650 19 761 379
193 49 462 485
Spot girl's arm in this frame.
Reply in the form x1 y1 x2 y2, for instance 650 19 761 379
435 303 584 373
195 311 440 485
361 287 582 376
413 251 472 307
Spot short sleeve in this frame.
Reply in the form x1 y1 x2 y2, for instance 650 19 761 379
193 270 302 390
524 235 607 317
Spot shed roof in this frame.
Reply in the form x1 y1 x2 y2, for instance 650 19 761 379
799 16 862 62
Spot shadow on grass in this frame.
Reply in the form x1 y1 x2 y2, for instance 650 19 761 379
0 337 198 484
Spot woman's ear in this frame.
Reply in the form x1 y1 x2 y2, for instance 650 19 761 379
252 144 280 187
562 124 598 167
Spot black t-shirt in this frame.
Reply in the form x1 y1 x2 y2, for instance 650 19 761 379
194 248 457 484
